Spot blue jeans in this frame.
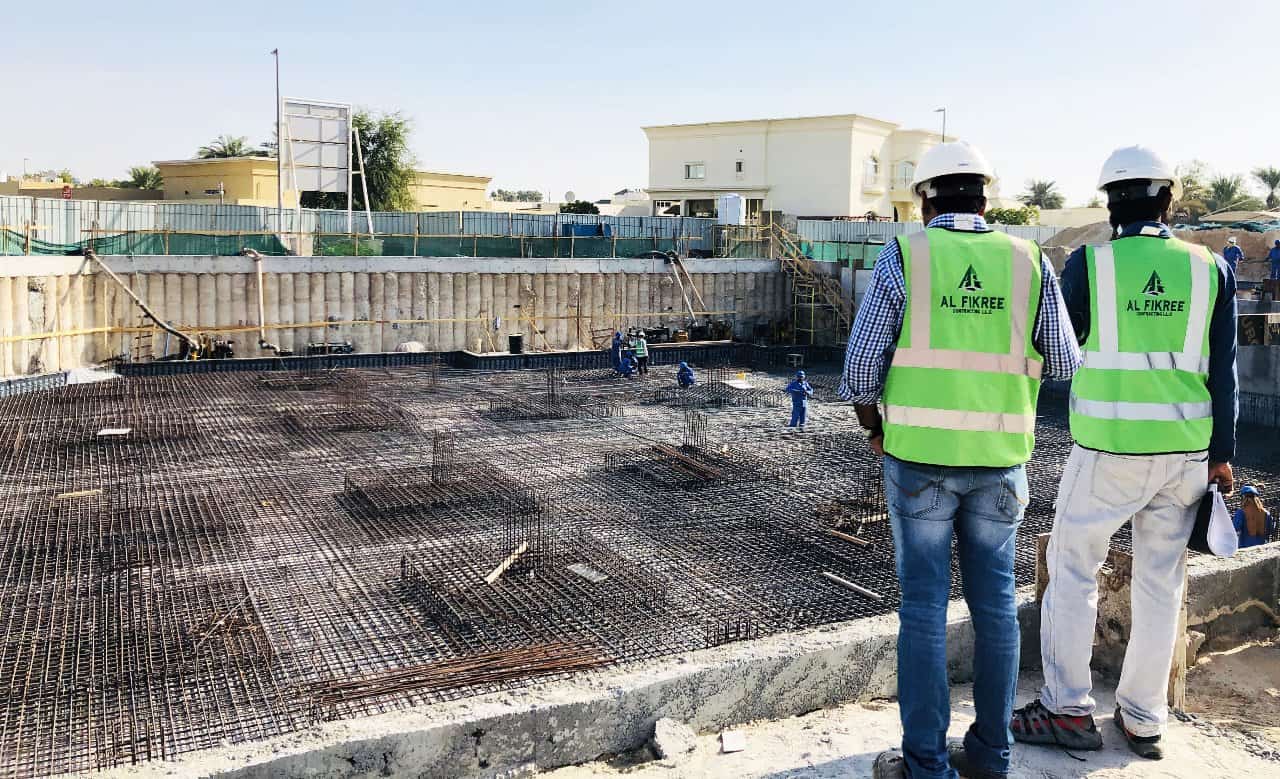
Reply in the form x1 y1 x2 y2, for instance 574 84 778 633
788 398 808 426
884 455 1027 778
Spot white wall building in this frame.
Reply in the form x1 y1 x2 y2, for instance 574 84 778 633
644 113 955 222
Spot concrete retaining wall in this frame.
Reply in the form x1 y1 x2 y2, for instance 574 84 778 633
0 256 788 376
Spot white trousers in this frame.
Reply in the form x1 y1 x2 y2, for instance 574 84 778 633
1039 445 1206 737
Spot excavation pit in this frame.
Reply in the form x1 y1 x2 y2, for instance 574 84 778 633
0 361 1276 778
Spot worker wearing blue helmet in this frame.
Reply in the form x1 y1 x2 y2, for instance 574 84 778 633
785 370 814 430
1233 485 1274 548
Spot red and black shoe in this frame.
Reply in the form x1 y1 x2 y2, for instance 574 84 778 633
1114 707 1163 760
1010 699 1104 750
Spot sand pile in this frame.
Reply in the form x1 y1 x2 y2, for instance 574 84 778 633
1040 221 1113 272
1039 222 1280 281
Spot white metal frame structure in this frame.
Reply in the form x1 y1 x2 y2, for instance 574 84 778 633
280 97 373 236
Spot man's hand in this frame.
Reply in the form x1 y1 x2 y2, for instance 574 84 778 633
854 404 885 456
1209 461 1234 495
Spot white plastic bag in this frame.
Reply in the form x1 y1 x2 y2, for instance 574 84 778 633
1206 484 1238 557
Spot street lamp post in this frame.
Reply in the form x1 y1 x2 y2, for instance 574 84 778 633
934 107 947 142
272 49 283 235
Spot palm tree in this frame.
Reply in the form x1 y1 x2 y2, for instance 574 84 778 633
1252 167 1280 209
197 135 253 159
1204 175 1263 214
124 165 163 190
1018 180 1065 210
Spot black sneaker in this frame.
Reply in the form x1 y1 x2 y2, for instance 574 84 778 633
1114 708 1162 760
871 749 906 779
1010 699 1104 750
947 741 1007 779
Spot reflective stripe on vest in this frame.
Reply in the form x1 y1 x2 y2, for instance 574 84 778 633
883 405 1036 435
1070 396 1212 422
881 228 1044 467
1069 237 1216 454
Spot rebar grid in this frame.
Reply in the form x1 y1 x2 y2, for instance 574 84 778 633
0 364 1276 778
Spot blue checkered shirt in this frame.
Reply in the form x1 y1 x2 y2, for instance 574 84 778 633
837 214 1081 404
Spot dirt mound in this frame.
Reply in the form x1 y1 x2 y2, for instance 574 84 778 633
1039 221 1113 272
1177 227 1280 259
1038 222 1280 281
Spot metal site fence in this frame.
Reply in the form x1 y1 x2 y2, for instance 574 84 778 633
713 220 1063 266
796 219 1062 244
0 195 715 258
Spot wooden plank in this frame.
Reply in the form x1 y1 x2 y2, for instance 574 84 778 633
484 542 528 585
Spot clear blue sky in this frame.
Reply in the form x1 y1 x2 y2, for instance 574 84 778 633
3 0 1275 206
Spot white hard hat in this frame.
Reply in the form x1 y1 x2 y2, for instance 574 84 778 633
910 141 994 197
1228 236 1238 244
1096 145 1182 199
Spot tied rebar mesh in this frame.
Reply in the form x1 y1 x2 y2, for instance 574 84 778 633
0 363 1276 778
684 410 708 449
432 430 456 482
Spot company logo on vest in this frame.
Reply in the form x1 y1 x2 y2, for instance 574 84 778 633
940 265 1005 314
1127 270 1184 316
958 265 983 292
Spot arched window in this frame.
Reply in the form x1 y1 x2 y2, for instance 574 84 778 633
894 160 915 190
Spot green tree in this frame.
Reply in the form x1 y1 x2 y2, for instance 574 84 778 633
57 169 74 184
1252 166 1280 209
492 189 543 202
1204 174 1264 215
984 205 1038 225
122 165 163 190
559 200 600 215
1086 195 1103 208
1172 160 1209 223
197 135 255 158
300 111 416 212
1018 180 1065 210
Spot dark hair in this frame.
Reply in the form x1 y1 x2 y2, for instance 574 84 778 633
923 173 986 216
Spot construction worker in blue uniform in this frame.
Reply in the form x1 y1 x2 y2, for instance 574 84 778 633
609 330 624 371
785 370 813 430
676 361 696 388
1233 485 1273 548
1268 240 1280 280
1223 236 1243 272
617 353 637 378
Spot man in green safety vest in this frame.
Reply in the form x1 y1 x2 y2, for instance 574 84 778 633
631 333 649 375
840 142 1082 779
1012 146 1238 761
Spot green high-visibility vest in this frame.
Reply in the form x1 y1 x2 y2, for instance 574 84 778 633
633 338 648 357
882 227 1044 467
1069 235 1217 454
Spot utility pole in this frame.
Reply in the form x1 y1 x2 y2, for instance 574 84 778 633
934 107 947 142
